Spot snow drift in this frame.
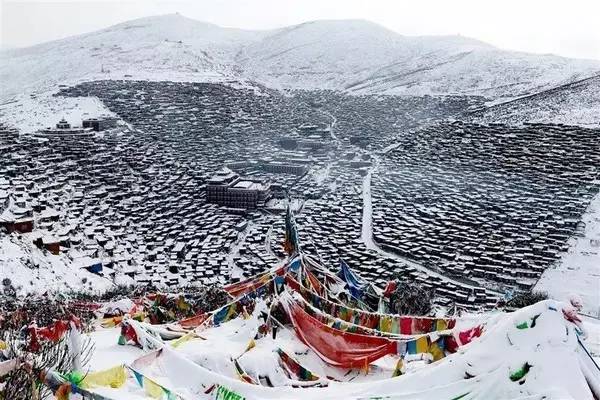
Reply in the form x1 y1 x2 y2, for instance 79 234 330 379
86 298 599 400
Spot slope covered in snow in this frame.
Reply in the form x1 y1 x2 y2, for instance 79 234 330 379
535 192 600 316
0 14 261 100
0 235 114 295
1 14 599 102
239 19 600 99
470 74 600 127
0 92 116 134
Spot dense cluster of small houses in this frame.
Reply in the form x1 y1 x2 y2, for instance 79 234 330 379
372 121 600 292
0 80 598 311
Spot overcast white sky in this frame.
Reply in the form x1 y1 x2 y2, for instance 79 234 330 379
1 0 599 60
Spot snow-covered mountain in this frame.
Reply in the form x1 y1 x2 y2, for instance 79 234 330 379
238 19 600 99
0 14 263 100
470 74 600 127
1 14 599 101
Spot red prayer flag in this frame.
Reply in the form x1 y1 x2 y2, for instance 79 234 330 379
287 299 398 368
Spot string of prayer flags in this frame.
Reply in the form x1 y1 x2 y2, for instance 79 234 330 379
276 348 320 382
128 366 179 400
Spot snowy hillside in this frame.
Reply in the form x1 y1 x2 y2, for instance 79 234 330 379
0 14 261 100
470 74 600 127
1 14 599 102
0 235 116 295
535 192 600 316
239 19 600 99
0 93 116 134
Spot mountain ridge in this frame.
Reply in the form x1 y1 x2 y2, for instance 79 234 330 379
1 13 599 101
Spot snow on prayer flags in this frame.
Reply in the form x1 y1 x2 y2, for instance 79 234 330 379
119 319 167 351
274 274 286 294
304 268 323 295
406 336 429 354
428 340 445 362
213 280 280 327
101 316 123 328
234 359 257 384
436 318 449 331
39 368 118 400
337 259 368 300
392 357 405 377
28 316 82 351
445 325 484 353
128 365 180 400
223 266 284 298
213 302 239 326
144 376 165 399
400 317 412 334
132 369 144 387
178 313 208 329
286 274 455 337
291 290 455 362
458 325 483 346
288 255 301 272
170 332 197 348
245 339 256 353
403 335 447 359
276 348 320 382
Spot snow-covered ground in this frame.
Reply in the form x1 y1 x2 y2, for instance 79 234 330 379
73 298 599 400
0 234 115 295
0 92 115 134
535 192 600 317
471 74 600 127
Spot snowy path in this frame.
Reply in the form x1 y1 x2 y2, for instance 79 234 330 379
226 221 255 280
360 161 378 251
264 225 281 260
310 108 498 295
320 109 338 141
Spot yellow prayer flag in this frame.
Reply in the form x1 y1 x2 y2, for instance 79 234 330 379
81 365 127 389
101 317 122 328
171 332 197 348
144 376 164 399
245 339 256 352
415 336 429 353
392 358 404 377
379 316 392 333
436 319 448 331
428 341 445 361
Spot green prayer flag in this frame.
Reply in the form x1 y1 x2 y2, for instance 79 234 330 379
216 385 245 400
516 321 529 329
509 362 532 381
